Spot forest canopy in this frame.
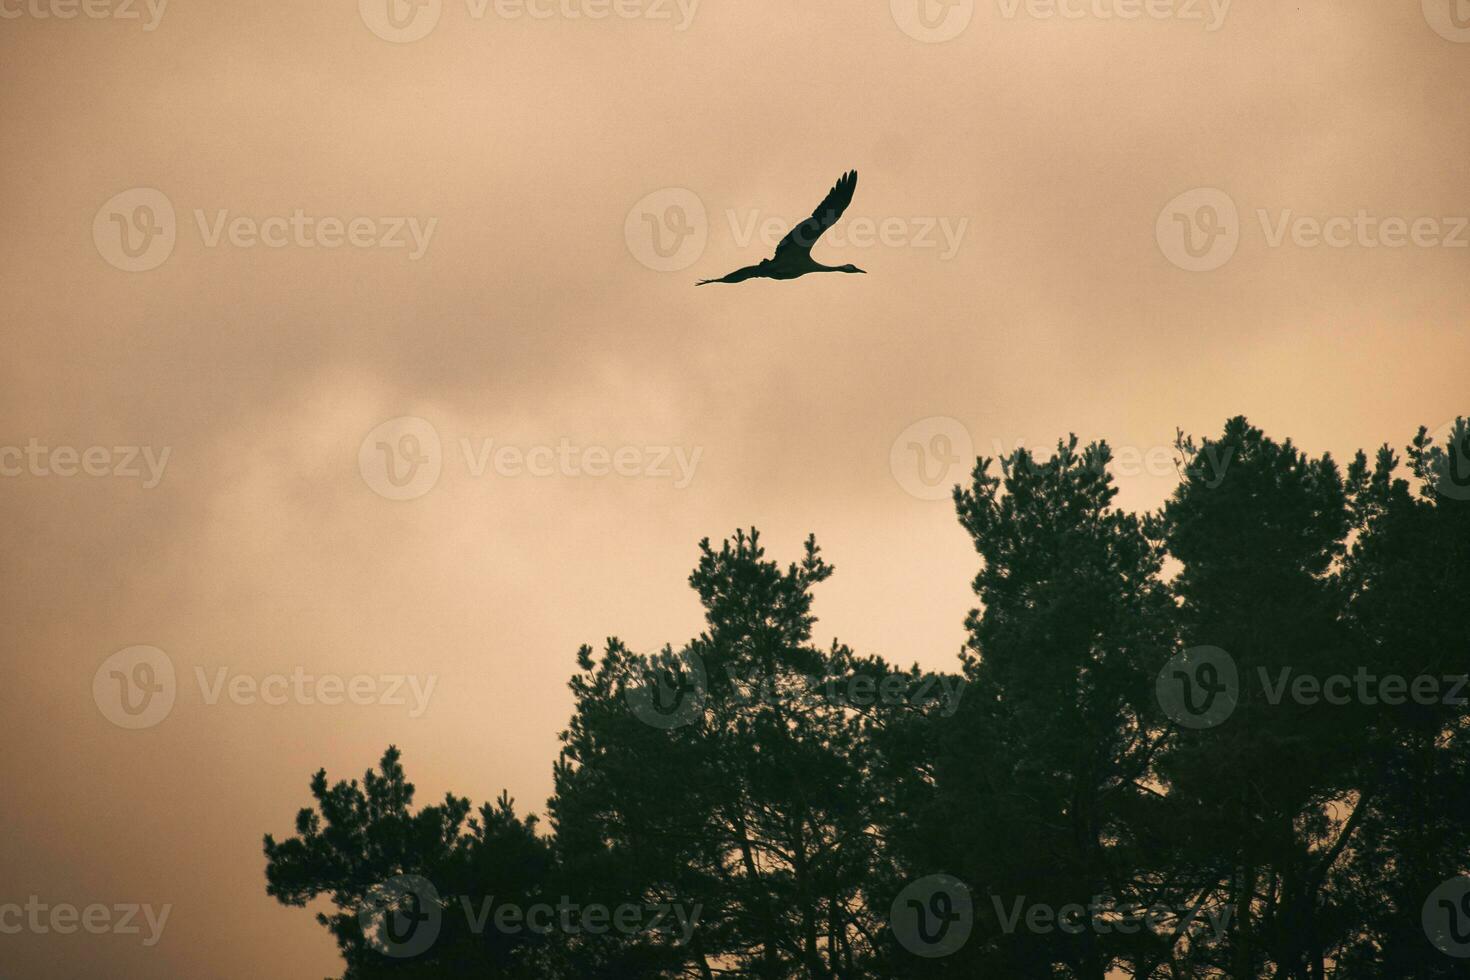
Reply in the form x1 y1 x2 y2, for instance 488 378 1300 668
263 416 1470 979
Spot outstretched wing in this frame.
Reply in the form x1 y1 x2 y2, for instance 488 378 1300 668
773 170 857 259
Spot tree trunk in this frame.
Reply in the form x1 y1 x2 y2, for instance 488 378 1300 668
1232 862 1255 980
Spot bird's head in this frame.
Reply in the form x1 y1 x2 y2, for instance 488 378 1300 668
839 263 866 274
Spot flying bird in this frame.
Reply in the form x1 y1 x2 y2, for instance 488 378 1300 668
697 171 866 285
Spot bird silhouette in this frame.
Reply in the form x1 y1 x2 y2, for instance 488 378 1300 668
697 171 866 285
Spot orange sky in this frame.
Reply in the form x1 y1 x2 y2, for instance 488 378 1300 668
2 0 1468 975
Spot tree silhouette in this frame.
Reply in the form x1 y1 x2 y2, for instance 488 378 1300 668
264 417 1470 979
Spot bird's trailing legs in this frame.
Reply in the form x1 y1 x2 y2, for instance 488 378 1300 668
696 263 766 286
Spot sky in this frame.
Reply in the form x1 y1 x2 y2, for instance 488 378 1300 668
1 0 1468 975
